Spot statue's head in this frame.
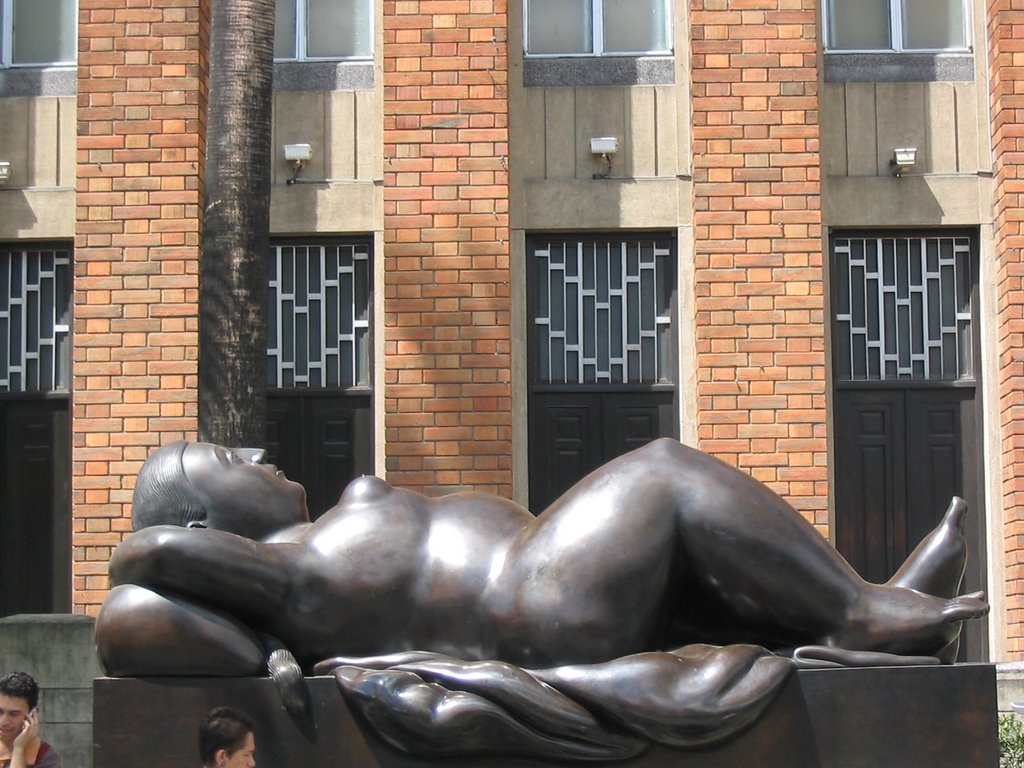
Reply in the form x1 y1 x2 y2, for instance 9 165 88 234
132 440 309 539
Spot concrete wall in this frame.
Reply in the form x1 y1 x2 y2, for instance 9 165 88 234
269 88 383 234
818 0 993 227
507 0 692 231
0 95 76 240
0 615 101 768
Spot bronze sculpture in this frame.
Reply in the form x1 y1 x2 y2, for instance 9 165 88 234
95 438 988 760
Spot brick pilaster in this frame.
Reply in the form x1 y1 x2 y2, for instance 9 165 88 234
689 0 828 528
382 1 511 496
988 0 1024 655
73 0 208 613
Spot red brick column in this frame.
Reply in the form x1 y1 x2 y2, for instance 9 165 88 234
689 0 828 528
988 0 1024 655
73 0 208 613
382 1 511 496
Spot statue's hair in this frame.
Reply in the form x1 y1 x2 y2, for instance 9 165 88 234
132 440 206 531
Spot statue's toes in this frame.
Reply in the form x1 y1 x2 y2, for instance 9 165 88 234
942 592 989 622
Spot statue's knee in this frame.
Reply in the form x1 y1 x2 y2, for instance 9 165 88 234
96 584 265 677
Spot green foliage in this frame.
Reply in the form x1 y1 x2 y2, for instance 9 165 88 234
1000 713 1024 768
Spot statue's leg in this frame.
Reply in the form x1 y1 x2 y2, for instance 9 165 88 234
496 437 862 660
633 440 988 657
95 584 265 677
887 496 968 597
494 438 987 662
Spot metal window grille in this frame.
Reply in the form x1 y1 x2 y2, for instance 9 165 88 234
268 242 371 389
833 234 973 382
0 246 71 393
533 237 674 385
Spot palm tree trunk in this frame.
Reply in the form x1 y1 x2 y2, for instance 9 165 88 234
199 0 275 447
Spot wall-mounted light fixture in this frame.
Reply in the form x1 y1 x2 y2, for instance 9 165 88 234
890 147 917 177
283 143 312 184
0 161 11 185
590 137 618 178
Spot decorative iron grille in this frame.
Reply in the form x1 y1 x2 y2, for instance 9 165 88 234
0 246 71 393
533 237 674 385
268 242 370 389
833 234 973 382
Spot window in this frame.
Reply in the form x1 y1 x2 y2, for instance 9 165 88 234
1 245 71 393
524 0 671 57
532 236 674 385
825 0 969 53
268 241 371 389
0 0 76 67
274 0 372 61
832 234 973 382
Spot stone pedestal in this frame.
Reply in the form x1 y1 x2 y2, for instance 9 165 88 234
94 664 998 767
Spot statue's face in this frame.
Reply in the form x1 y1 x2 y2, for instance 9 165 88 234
182 442 309 539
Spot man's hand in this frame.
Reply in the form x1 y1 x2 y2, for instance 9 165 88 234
13 708 40 750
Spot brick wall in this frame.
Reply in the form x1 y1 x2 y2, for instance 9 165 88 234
689 0 829 529
988 0 1024 655
73 0 208 613
382 0 512 496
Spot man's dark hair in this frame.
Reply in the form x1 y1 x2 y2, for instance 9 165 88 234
198 706 255 765
0 672 39 710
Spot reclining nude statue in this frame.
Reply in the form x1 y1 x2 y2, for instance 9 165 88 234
95 438 988 761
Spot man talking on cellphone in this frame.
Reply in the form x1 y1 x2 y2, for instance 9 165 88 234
0 672 61 768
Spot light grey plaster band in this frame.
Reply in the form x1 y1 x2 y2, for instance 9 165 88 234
274 61 374 92
0 67 76 97
824 53 974 83
524 56 675 87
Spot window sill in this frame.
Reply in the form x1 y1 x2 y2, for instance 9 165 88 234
0 66 76 97
273 61 374 92
523 56 674 87
823 52 973 83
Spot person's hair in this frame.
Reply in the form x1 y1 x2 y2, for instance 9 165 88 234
0 672 39 710
132 440 206 531
198 706 255 765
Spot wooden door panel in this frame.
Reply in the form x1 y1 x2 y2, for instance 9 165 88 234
905 389 986 660
603 395 674 457
307 398 372 517
529 391 675 513
266 397 303 482
834 391 907 584
0 400 70 615
905 391 975 542
529 393 602 512
835 387 986 660
266 395 371 521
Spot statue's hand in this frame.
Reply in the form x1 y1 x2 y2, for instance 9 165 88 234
331 662 643 761
787 645 940 669
259 633 311 721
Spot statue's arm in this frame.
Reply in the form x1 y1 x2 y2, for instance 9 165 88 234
109 525 294 620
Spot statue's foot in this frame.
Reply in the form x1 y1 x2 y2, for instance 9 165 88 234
827 586 988 662
887 496 967 597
